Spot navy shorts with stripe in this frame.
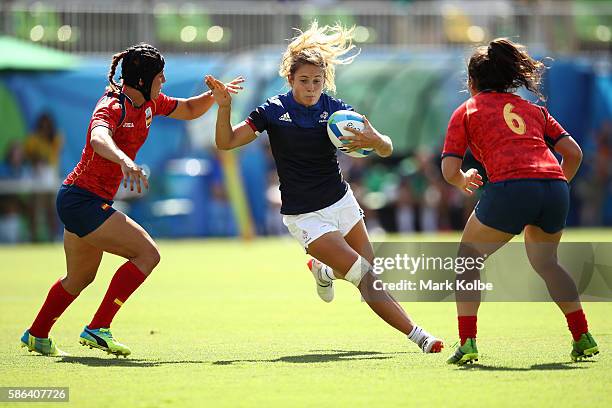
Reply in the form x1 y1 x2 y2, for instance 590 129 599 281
56 184 116 237
475 179 569 235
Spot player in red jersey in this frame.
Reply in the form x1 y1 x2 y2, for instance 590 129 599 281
20 44 244 357
442 38 598 364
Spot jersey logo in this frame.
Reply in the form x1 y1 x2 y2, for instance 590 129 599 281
278 112 292 123
122 122 134 128
101 203 111 211
319 111 329 123
145 107 153 128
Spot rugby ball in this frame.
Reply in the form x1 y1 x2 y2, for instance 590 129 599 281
327 110 374 158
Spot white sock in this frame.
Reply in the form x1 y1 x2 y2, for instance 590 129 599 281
407 325 432 348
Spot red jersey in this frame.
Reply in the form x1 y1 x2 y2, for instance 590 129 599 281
64 90 178 200
442 92 569 183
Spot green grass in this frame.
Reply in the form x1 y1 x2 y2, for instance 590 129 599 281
1 230 611 407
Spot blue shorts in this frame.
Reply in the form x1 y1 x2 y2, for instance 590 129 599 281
475 179 569 235
56 184 116 237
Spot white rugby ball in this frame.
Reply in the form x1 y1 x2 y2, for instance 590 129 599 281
326 110 374 158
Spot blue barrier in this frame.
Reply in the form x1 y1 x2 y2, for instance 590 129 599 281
1 51 610 236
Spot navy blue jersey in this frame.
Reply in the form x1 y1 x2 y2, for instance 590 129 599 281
246 91 352 215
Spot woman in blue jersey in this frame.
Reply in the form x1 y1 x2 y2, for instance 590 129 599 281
206 22 443 353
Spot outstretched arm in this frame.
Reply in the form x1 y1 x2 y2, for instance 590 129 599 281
169 76 244 121
206 75 257 150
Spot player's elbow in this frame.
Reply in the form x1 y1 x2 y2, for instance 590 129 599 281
181 101 198 120
559 146 583 172
555 136 582 164
441 157 462 184
90 133 106 153
441 168 455 185
566 144 583 163
90 135 101 150
215 139 233 151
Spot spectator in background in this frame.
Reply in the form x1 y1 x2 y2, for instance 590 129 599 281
341 155 385 233
265 170 285 235
577 121 612 225
396 176 416 232
261 138 286 236
413 149 441 231
394 150 443 232
24 113 63 169
207 152 238 237
0 142 31 243
0 142 31 179
24 113 63 241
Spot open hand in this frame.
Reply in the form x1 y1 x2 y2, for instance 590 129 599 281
461 168 483 195
120 158 149 194
205 75 244 107
223 75 245 94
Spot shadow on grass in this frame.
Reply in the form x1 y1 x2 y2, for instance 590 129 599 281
457 361 594 371
46 349 412 367
55 356 205 367
212 349 408 366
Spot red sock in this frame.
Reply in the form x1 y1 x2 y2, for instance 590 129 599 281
88 261 147 329
29 279 77 338
458 315 477 345
565 309 588 341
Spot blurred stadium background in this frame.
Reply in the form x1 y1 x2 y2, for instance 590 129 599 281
0 0 610 243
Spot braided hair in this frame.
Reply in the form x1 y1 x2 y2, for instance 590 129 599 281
107 43 165 101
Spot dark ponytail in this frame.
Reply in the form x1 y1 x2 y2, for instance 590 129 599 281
108 50 128 93
468 38 546 100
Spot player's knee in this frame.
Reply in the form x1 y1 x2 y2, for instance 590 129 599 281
323 255 354 279
147 244 161 269
62 273 95 294
343 256 372 288
81 273 96 287
528 255 558 275
458 242 481 259
137 243 161 272
457 243 483 280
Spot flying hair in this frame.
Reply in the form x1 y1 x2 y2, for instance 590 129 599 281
279 21 360 93
468 38 546 100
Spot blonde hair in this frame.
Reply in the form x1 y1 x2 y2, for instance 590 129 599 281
279 21 359 93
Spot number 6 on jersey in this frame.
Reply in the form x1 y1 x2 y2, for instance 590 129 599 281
503 103 526 135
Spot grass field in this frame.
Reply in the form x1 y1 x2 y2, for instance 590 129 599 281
1 230 611 407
